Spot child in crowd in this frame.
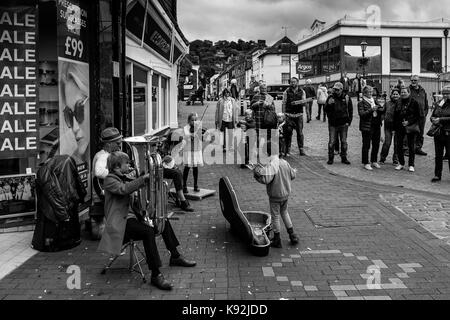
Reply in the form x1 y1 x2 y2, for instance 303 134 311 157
182 113 204 193
252 154 299 248
277 113 287 158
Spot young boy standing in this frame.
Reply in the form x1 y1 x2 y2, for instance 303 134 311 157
252 155 299 248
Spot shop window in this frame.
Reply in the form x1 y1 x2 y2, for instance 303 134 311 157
391 38 412 72
421 38 442 73
343 45 381 74
281 73 290 84
161 77 168 126
152 74 159 130
133 66 148 136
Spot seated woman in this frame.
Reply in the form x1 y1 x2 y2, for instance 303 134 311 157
98 151 196 291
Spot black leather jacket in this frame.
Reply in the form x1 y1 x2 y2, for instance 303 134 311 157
36 155 87 223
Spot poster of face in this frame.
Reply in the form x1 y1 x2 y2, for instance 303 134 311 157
58 58 90 202
0 174 37 217
57 0 91 204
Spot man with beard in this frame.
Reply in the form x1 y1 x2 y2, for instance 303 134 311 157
409 75 429 156
325 82 353 165
282 77 307 156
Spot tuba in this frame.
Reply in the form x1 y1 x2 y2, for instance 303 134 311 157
123 133 175 236
144 151 169 236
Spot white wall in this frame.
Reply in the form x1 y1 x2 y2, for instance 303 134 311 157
259 54 297 85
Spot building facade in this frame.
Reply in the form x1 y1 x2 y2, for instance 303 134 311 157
0 0 188 224
253 37 297 85
297 17 450 97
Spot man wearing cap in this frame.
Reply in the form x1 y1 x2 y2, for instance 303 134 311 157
325 82 353 165
89 128 124 240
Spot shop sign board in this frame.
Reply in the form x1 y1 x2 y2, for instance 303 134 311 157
0 4 39 160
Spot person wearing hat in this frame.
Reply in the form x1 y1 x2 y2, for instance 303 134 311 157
430 85 450 182
89 127 124 240
324 82 353 165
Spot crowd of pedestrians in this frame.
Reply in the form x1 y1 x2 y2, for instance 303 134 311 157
239 74 450 185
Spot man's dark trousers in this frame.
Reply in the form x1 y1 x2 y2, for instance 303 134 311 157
284 115 304 154
123 219 180 271
328 124 348 159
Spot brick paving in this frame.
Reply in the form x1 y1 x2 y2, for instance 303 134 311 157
0 100 450 300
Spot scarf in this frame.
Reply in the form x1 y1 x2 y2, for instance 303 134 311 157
363 96 377 117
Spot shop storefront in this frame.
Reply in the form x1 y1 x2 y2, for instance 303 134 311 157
125 0 188 134
0 0 188 226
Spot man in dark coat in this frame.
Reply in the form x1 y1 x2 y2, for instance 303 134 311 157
282 77 307 156
409 75 429 156
303 79 316 123
325 82 353 165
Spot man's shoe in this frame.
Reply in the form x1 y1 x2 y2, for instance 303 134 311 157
240 164 247 169
372 162 381 169
270 238 282 248
316 116 320 120
170 256 197 267
364 164 373 171
299 150 306 156
341 158 351 165
194 186 200 192
288 233 299 245
408 166 415 172
151 274 173 291
395 165 404 171
180 200 194 212
416 150 427 156
327 157 334 165
431 176 441 183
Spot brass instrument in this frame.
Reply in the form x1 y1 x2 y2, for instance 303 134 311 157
124 130 176 236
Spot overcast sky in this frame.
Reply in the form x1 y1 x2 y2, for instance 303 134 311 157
178 0 450 45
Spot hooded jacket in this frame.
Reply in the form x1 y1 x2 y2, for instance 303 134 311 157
254 157 296 202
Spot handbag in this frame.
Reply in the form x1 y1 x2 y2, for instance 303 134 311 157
427 123 442 137
405 123 420 134
263 108 277 129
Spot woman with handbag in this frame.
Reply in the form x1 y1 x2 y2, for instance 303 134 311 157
430 85 450 182
358 85 385 171
394 86 421 172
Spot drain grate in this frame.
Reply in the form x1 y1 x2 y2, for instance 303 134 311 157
304 206 382 228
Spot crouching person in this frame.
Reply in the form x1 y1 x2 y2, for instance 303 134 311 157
98 151 196 291
252 154 299 248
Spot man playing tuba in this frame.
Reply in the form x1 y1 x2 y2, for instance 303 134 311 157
98 151 196 291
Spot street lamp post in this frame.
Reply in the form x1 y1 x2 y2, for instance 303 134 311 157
360 40 368 79
444 29 449 73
